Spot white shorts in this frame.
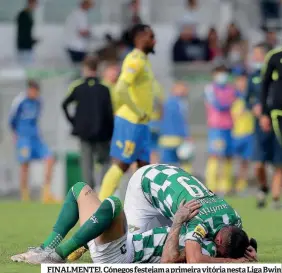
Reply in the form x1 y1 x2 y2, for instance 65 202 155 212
124 165 171 234
88 233 135 263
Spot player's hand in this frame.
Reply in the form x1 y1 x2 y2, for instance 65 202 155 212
260 115 271 132
173 200 201 226
252 104 262 118
244 246 258 262
237 257 250 263
139 113 149 123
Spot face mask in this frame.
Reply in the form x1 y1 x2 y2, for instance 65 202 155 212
215 73 228 85
251 62 263 70
229 51 241 63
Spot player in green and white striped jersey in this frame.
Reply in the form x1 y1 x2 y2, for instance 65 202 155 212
124 164 256 263
12 181 220 264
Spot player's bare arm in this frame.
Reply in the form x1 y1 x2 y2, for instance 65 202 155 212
161 200 201 263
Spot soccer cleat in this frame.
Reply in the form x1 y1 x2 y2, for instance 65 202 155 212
11 246 44 262
256 190 267 208
67 246 88 262
26 248 65 265
271 200 281 210
42 194 61 204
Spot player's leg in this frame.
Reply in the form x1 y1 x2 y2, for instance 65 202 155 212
32 137 57 202
124 164 167 234
80 140 95 189
206 128 221 193
150 131 160 164
271 134 282 209
99 117 140 200
218 129 233 195
16 137 32 201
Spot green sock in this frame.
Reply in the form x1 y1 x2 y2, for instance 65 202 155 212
56 196 122 259
42 182 87 249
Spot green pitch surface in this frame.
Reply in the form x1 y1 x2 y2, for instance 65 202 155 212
1 197 282 273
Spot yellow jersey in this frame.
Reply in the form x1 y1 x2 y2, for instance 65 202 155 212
102 80 120 114
231 97 254 137
151 81 165 121
116 49 155 124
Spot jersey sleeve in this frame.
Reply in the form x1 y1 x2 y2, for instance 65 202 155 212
184 220 209 245
9 94 24 131
119 54 145 85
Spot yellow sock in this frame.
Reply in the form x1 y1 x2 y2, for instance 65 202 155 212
219 160 233 193
21 187 30 201
236 179 247 193
181 163 192 174
205 157 218 192
99 164 124 201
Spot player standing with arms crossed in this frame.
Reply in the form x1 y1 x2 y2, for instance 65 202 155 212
9 80 56 202
99 24 157 200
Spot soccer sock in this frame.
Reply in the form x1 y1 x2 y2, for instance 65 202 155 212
221 160 233 192
99 165 124 200
205 157 218 192
55 196 122 259
181 163 192 174
42 182 87 249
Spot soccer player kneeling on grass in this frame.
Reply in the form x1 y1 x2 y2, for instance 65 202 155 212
9 80 56 203
11 180 257 264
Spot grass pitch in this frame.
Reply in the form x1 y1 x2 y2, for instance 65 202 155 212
1 197 282 273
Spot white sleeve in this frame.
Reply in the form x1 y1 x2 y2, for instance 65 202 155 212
77 11 88 31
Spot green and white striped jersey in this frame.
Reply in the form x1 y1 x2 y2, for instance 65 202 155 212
141 164 242 245
132 226 216 263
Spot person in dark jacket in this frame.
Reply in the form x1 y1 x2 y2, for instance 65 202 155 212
16 0 38 65
62 56 114 189
172 24 209 63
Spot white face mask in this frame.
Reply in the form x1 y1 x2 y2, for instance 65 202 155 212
251 62 263 70
215 73 229 85
229 51 242 63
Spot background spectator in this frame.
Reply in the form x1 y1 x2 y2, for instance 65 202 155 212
227 42 247 74
65 0 93 66
16 0 38 66
264 29 278 51
172 23 209 63
62 56 113 190
260 0 281 30
178 0 199 33
223 22 243 57
207 27 222 61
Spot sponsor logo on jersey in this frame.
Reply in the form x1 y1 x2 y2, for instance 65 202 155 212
90 216 98 224
126 67 136 74
192 224 207 240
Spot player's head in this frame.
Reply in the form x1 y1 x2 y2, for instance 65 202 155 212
82 55 99 77
27 79 40 99
101 61 120 84
81 0 93 10
212 64 229 85
27 0 37 10
251 43 267 70
215 226 249 258
131 24 156 54
172 81 188 97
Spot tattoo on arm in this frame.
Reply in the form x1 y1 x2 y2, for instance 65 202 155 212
84 189 93 196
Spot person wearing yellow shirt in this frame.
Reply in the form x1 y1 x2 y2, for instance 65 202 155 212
101 61 120 114
231 72 254 194
99 24 156 201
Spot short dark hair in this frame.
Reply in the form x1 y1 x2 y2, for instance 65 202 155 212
225 227 249 258
83 55 99 71
130 23 151 45
27 79 40 90
254 42 268 52
212 64 228 73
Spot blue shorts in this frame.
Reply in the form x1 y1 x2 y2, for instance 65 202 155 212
160 147 179 164
208 129 233 157
16 136 52 164
110 116 150 164
232 135 253 160
253 122 282 165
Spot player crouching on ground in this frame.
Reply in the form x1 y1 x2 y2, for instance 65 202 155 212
11 182 257 264
9 80 56 203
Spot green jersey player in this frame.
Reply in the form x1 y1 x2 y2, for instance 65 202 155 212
11 181 219 264
124 164 253 262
